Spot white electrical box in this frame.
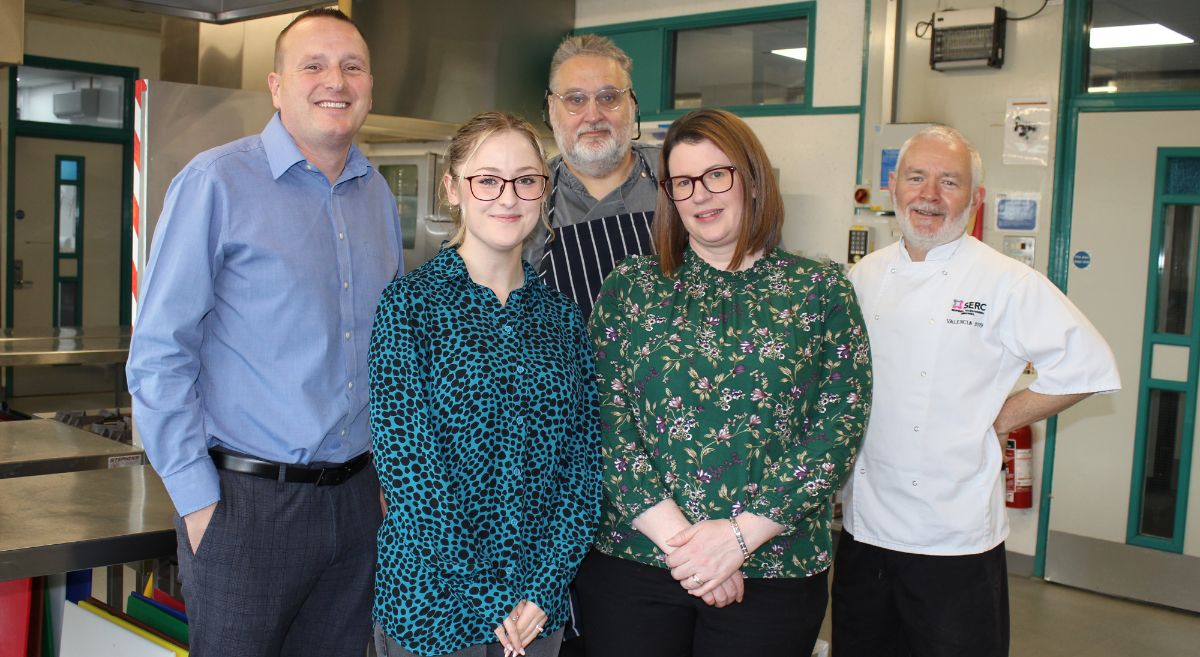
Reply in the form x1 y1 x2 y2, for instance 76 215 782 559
1002 235 1035 268
931 7 1007 71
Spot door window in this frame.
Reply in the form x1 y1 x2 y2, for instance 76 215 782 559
1129 151 1200 552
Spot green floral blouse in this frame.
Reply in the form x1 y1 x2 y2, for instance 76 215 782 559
588 248 872 578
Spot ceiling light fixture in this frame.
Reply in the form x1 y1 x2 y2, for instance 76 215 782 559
1090 23 1194 49
770 47 808 61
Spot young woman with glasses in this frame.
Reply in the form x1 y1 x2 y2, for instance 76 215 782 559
368 112 600 657
576 108 872 657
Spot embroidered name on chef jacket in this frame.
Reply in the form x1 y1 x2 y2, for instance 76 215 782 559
948 298 988 327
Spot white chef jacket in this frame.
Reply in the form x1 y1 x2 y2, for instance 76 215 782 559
842 236 1120 556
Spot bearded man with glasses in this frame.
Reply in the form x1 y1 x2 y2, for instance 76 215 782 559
529 34 660 319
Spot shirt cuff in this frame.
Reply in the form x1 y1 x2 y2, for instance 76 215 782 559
161 457 222 517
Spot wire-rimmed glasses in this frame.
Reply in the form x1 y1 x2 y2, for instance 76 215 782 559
661 166 738 201
546 87 633 115
460 174 550 201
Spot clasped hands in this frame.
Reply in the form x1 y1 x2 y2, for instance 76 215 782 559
664 519 747 608
494 599 546 657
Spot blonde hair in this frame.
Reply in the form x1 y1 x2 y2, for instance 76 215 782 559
440 112 552 247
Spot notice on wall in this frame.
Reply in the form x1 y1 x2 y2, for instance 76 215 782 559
879 148 899 190
995 192 1040 231
1004 98 1052 166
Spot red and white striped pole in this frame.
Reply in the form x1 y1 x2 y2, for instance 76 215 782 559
131 79 147 325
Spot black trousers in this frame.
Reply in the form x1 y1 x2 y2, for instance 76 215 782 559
574 551 827 657
173 461 382 657
831 529 1009 657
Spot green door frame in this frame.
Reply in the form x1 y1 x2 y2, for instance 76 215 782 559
5 55 137 330
5 55 137 398
1124 149 1200 554
1037 0 1200 576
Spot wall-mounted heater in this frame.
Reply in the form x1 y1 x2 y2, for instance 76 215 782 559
930 7 1007 71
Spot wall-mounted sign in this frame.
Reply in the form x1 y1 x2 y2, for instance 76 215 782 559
1004 98 1052 166
996 192 1039 231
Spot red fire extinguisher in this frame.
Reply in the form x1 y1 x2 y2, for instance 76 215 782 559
1005 426 1033 508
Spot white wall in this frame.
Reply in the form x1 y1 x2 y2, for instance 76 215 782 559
25 15 160 78
892 0 1064 273
576 0 866 262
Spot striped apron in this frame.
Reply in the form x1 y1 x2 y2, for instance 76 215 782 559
538 153 657 318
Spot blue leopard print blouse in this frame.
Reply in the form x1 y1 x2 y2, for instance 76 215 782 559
369 246 601 656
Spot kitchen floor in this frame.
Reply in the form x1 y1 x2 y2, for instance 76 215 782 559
554 573 1200 657
809 574 1200 657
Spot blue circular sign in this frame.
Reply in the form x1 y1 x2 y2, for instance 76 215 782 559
14 210 24 220
1073 251 1091 269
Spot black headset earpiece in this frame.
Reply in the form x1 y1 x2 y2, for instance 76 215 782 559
632 90 642 141
541 90 553 131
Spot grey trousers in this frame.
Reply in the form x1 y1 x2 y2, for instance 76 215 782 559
373 624 565 657
173 461 382 657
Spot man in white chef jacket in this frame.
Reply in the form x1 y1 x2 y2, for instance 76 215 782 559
832 125 1120 657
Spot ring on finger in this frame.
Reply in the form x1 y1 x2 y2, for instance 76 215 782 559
689 573 704 585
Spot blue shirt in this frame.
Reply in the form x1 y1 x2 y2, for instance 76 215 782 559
369 247 600 657
127 113 403 516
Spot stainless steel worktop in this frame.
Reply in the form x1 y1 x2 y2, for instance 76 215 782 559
0 326 131 342
0 419 143 479
0 334 130 366
0 465 176 581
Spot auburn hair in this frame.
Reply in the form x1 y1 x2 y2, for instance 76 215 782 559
654 108 783 277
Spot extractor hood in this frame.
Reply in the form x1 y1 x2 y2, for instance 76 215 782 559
42 0 326 24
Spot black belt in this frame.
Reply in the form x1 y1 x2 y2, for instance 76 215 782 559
209 449 370 486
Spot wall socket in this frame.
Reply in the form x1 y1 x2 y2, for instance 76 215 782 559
1003 235 1036 268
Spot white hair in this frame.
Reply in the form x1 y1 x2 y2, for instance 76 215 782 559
896 125 984 191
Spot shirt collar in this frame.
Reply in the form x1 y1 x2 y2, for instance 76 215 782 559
898 234 967 263
432 246 542 298
557 144 653 196
261 112 373 183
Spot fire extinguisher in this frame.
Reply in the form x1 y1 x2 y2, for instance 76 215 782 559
1005 426 1033 508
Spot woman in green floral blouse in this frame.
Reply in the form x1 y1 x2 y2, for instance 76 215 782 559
574 108 871 657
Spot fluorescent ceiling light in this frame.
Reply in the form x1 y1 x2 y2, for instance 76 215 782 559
1090 23 1194 49
1087 84 1118 93
770 47 808 61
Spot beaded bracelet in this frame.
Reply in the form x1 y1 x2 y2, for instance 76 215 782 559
729 516 751 561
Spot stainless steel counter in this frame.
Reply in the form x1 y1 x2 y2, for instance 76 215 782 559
0 334 130 366
0 465 176 582
0 419 143 478
0 326 131 342
0 326 131 408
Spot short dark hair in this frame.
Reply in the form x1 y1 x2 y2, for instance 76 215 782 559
274 8 367 72
654 109 783 277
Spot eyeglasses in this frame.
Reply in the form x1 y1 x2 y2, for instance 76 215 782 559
661 166 738 201
459 174 549 202
546 87 633 115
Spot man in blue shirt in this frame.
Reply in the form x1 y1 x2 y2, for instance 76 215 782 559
126 8 401 657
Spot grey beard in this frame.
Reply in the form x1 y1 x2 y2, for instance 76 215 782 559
560 138 631 179
897 204 971 252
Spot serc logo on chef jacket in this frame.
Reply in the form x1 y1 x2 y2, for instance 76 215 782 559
948 299 987 327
